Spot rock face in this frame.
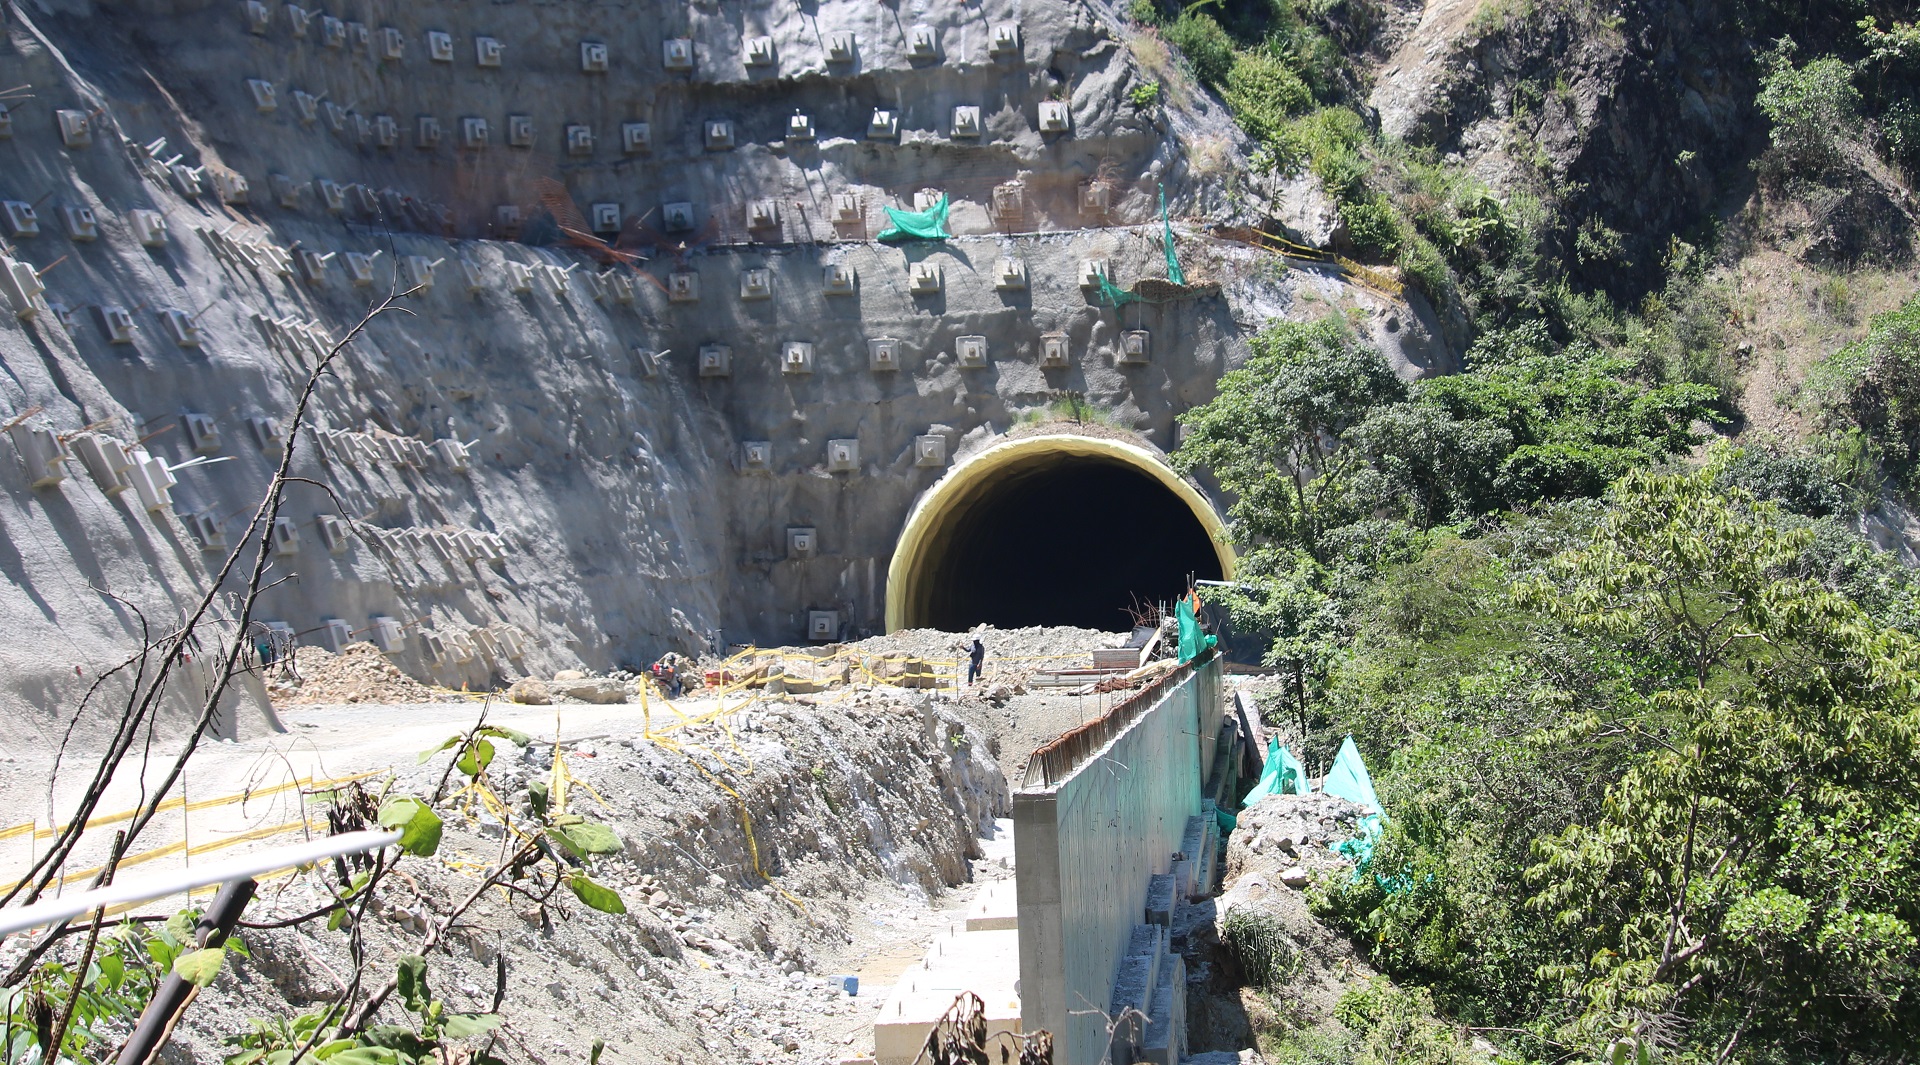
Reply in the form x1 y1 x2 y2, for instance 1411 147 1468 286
1368 0 1763 295
0 0 1290 733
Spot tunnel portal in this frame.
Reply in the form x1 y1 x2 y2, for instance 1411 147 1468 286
887 435 1232 632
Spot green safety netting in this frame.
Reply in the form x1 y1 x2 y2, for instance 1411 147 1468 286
1098 273 1137 308
1096 185 1189 308
876 194 951 242
1160 184 1186 286
1241 738 1308 805
1176 597 1217 665
1324 735 1386 866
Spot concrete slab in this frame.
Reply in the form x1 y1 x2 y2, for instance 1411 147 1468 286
1145 873 1176 927
966 880 1019 931
1140 953 1187 1065
874 926 1021 1065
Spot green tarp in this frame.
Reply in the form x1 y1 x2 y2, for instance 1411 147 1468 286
1176 597 1217 665
1241 738 1307 806
876 194 951 242
1324 735 1386 866
1098 273 1137 308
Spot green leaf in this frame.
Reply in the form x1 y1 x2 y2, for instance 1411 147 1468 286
565 875 627 914
477 726 533 746
527 780 550 820
327 907 347 932
395 954 431 1015
359 1027 432 1059
442 1014 502 1039
323 1049 402 1065
552 821 622 856
163 910 198 946
416 735 465 764
456 738 495 778
377 797 444 857
590 1038 606 1065
173 946 227 987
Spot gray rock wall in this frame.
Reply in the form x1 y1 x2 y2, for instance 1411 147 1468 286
0 0 1277 734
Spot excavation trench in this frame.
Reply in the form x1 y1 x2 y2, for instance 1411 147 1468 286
886 435 1233 631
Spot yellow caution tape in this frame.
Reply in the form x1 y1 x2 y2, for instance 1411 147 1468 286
15 820 313 893
35 769 383 841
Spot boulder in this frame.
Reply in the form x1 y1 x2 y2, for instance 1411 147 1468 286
508 678 551 705
554 677 630 704
553 669 588 682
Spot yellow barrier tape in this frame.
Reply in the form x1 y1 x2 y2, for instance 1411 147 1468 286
1333 255 1406 297
633 683 804 912
0 822 36 842
35 769 384 841
18 820 311 893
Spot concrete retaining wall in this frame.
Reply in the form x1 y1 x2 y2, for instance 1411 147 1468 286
1013 658 1218 1064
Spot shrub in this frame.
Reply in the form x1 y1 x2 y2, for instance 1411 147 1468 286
1126 0 1163 25
1756 48 1863 175
1222 909 1302 989
1223 49 1314 140
1713 443 1853 517
1164 10 1234 87
1341 199 1404 259
1812 295 1920 491
1129 80 1162 109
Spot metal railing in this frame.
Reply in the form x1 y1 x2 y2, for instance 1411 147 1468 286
1020 664 1192 790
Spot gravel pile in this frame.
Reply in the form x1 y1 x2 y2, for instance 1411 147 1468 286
846 625 1132 674
272 643 450 705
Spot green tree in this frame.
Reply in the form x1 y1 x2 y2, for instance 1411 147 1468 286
1518 467 1920 1059
1756 45 1864 175
1809 293 1920 493
1178 318 1405 560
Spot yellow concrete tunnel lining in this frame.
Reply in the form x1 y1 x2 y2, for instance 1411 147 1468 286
885 434 1236 632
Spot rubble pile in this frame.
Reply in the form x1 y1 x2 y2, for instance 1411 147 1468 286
273 643 448 705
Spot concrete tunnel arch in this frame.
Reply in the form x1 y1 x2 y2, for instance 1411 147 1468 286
885 434 1235 632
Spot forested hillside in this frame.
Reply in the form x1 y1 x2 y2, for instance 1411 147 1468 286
1159 0 1920 1060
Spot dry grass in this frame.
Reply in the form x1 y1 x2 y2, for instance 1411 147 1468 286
1189 135 1235 184
1721 247 1920 439
1128 29 1193 110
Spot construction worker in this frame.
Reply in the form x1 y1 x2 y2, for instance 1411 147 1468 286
967 638 986 686
651 655 684 699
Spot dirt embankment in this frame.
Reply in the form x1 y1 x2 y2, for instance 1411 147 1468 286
171 689 1009 1065
1188 791 1377 1057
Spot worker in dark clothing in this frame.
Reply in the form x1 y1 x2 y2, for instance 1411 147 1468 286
967 638 986 686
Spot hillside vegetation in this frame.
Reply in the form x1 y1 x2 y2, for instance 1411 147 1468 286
1162 0 1920 1061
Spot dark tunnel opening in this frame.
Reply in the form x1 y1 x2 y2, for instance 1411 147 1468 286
919 457 1226 631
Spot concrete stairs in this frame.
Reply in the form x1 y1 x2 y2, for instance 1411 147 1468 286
870 892 1022 1065
1110 800 1222 1065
